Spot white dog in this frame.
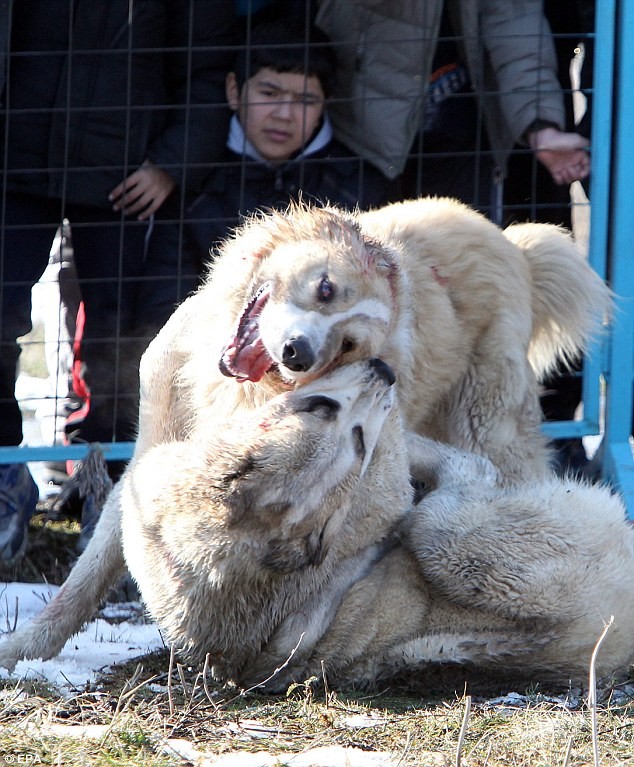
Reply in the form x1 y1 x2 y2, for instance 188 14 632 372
10 359 625 690
101 362 634 688
0 197 611 672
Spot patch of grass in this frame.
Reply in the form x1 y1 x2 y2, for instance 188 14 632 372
2 651 632 766
0 513 79 587
1 517 633 766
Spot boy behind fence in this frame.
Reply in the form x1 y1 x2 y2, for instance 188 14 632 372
170 18 387 270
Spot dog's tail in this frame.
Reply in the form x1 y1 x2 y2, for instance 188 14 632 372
503 222 612 378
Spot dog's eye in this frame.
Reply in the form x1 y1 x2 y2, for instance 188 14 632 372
352 425 366 460
297 395 341 419
317 275 335 303
221 454 256 483
341 338 356 354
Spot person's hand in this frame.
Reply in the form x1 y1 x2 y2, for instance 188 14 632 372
109 160 176 220
527 127 590 186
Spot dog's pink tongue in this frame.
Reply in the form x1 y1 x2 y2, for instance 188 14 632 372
231 339 274 383
219 284 273 382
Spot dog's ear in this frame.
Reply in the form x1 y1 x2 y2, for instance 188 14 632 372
359 234 399 278
220 210 276 261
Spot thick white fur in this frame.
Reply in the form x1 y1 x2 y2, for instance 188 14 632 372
0 197 611 671
97 363 634 687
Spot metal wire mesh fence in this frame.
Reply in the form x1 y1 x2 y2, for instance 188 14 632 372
1 1 631 512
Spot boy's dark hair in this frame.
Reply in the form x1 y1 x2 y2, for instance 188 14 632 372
234 18 336 97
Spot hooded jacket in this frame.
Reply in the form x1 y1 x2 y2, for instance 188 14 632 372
315 0 565 179
184 113 387 262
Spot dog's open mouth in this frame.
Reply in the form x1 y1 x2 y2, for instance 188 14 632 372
219 283 274 382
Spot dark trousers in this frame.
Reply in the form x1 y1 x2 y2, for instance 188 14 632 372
0 191 196 449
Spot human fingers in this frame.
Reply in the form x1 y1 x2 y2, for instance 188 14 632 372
109 166 174 218
537 149 590 185
548 131 590 152
109 173 156 217
528 127 590 152
119 189 156 218
109 170 143 211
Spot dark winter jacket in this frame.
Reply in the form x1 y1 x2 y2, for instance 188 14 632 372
183 114 387 266
0 0 237 208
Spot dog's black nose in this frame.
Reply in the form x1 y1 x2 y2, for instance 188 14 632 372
369 358 396 386
282 335 315 372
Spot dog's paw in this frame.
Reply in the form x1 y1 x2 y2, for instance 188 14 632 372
0 636 24 672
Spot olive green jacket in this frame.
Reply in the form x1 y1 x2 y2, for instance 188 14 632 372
316 0 565 179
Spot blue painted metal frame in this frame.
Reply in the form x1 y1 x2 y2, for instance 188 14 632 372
540 0 634 518
0 442 134 463
2 0 634 520
596 0 634 515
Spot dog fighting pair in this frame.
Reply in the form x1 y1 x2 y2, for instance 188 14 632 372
1 197 633 690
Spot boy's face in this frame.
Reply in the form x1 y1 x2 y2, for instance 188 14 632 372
226 68 325 165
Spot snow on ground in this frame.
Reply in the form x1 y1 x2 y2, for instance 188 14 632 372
2 373 166 694
0 582 164 693
0 585 404 767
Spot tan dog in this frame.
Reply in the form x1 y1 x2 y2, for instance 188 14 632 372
199 197 609 483
0 197 610 671
125 360 634 688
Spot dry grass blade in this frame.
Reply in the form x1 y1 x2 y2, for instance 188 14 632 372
0 584 20 634
321 659 329 703
176 662 188 698
227 631 305 702
167 643 176 717
201 652 220 710
455 694 471 767
100 662 151 743
395 729 412 767
588 615 615 767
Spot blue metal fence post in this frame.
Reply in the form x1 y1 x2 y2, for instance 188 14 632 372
600 0 634 515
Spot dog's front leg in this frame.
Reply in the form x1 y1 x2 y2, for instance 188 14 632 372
0 483 127 670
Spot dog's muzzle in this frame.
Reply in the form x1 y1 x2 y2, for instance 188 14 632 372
282 335 316 373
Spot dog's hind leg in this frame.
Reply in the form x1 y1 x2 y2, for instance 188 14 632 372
404 467 634 654
0 483 126 671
